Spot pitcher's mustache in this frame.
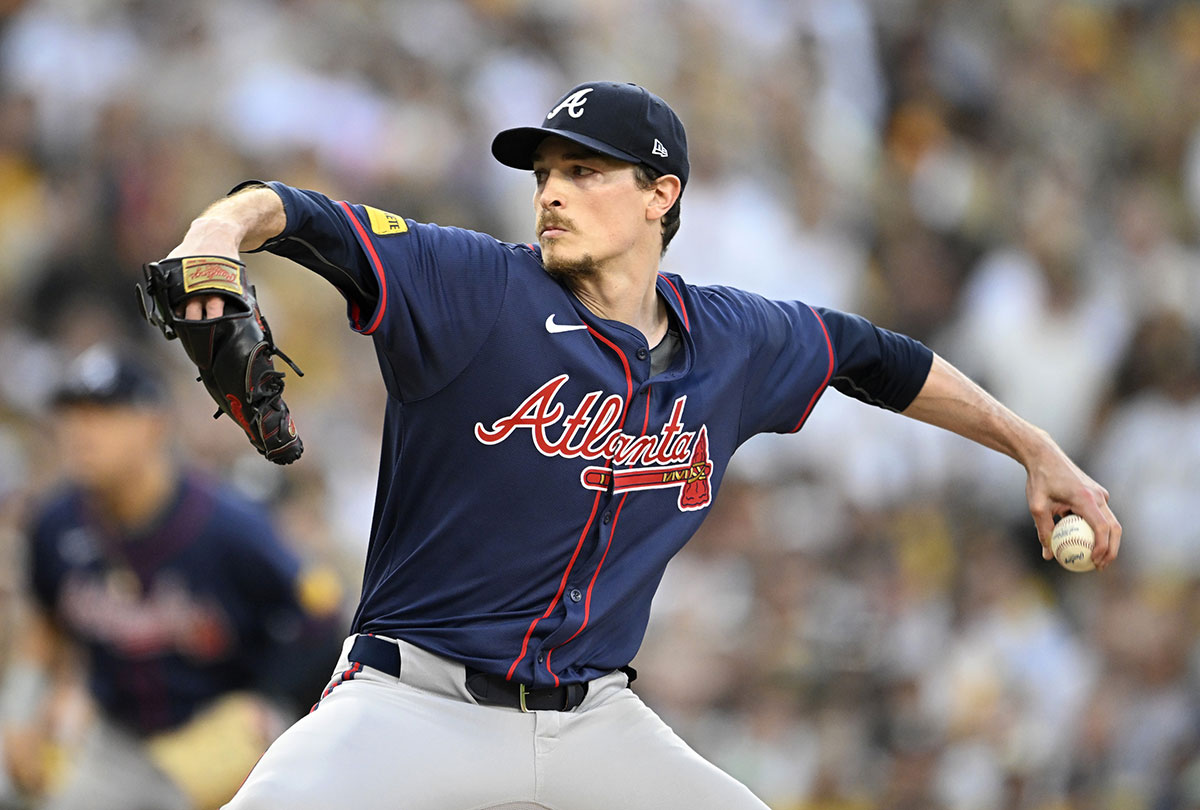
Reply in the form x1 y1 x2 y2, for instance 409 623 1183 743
538 214 574 232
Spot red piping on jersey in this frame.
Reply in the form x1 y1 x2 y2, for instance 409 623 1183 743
508 331 636 683
586 328 633 428
543 491 628 683
790 305 834 433
542 386 651 684
658 274 690 332
337 201 388 335
506 490 603 681
640 384 652 435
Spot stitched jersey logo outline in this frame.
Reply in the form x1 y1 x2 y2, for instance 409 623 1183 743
547 88 593 120
545 314 588 333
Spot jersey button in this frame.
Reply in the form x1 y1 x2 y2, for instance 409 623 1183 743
537 654 544 663
636 347 648 361
569 588 583 603
602 511 612 524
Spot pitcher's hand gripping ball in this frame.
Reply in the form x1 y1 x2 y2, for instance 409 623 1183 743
1050 514 1096 572
136 256 304 464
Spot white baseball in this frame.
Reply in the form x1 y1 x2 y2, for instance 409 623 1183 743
1050 515 1096 572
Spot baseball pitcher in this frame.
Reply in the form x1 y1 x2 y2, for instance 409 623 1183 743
144 81 1120 810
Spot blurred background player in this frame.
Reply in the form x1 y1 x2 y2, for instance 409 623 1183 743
0 344 343 810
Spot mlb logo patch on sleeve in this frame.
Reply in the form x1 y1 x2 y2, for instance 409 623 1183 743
364 206 408 236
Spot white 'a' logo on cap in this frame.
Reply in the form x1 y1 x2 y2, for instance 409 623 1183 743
547 88 593 120
652 139 669 158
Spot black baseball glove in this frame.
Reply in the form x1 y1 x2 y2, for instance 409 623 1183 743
135 256 304 464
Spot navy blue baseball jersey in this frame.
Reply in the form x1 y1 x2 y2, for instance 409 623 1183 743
28 472 318 735
249 181 932 688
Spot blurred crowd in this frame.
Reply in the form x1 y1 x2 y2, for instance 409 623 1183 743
0 0 1198 807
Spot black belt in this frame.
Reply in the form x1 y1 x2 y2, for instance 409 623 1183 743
347 634 588 713
464 669 587 713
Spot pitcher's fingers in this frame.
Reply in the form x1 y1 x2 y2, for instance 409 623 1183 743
204 297 225 318
1094 503 1122 568
1075 497 1118 570
185 299 203 320
1031 509 1055 560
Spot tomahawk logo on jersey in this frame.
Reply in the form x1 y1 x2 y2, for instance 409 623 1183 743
245 179 932 687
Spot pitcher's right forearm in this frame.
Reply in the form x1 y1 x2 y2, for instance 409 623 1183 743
168 185 286 258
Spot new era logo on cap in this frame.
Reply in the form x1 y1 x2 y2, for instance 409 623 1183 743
491 81 689 187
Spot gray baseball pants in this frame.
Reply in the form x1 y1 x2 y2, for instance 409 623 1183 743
223 634 768 810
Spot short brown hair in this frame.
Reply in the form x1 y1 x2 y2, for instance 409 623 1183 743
633 164 682 256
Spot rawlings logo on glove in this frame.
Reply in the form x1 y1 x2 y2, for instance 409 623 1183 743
136 256 305 464
181 256 244 295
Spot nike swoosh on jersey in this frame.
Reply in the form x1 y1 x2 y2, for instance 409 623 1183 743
545 315 588 333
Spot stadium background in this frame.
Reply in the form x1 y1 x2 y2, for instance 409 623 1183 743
1 0 1199 807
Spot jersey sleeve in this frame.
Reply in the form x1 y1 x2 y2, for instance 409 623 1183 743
237 180 381 313
733 293 933 440
222 503 302 613
733 291 837 440
814 306 933 412
218 496 339 637
217 494 345 706
248 181 511 401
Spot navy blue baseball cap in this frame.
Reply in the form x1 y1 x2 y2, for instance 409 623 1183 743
492 81 689 187
52 344 167 408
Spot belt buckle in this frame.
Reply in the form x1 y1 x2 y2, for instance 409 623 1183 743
518 683 529 713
